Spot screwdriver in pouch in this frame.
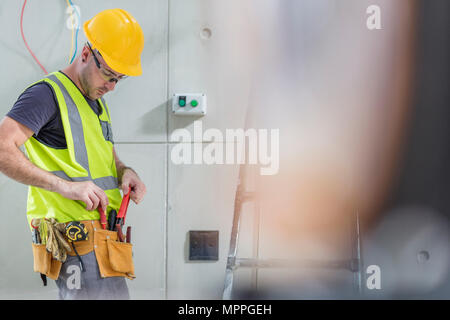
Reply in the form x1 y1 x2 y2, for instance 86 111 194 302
126 226 131 243
31 219 41 244
115 224 125 242
108 209 117 231
31 228 39 244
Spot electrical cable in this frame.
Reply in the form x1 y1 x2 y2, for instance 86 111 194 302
20 0 48 74
66 0 75 63
71 242 86 272
68 0 80 64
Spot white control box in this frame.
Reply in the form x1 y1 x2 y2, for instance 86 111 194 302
172 93 207 116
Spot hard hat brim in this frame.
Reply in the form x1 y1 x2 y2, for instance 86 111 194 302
98 48 143 77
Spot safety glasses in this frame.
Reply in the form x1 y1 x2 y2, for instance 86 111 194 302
86 42 128 83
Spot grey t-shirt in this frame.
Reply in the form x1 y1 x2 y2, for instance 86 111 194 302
6 71 104 149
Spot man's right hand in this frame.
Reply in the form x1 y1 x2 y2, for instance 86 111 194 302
58 180 109 212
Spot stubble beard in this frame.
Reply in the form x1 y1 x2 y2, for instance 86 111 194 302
79 67 98 100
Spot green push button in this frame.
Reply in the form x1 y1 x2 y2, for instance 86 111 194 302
190 100 198 107
178 96 186 107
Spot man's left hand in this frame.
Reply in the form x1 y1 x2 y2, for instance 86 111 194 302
120 168 146 204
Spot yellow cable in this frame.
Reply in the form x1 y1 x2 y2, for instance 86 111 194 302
66 0 75 63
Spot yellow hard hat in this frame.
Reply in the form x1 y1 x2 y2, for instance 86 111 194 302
83 9 144 76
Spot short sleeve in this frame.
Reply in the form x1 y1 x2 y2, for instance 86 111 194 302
6 82 58 135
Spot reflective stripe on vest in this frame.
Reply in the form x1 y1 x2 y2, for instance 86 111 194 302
50 171 118 190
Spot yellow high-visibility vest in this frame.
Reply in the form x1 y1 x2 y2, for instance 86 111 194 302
24 71 122 226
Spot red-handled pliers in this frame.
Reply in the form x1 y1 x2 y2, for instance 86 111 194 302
116 190 131 227
98 190 131 231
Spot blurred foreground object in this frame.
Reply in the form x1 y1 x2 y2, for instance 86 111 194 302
225 0 448 299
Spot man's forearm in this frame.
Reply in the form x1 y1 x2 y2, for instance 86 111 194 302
113 148 137 182
115 158 126 173
114 154 127 178
112 148 146 203
116 163 138 184
0 143 66 193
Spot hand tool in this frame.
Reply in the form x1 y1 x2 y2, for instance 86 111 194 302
116 190 131 227
65 221 88 242
31 219 41 244
32 228 39 244
65 221 88 272
98 206 107 230
108 209 117 231
126 226 131 243
31 218 40 229
113 191 131 242
115 224 125 242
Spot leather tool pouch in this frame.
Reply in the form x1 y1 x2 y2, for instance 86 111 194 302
94 228 136 279
31 221 135 281
31 243 62 280
107 239 134 274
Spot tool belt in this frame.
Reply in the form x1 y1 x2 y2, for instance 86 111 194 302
31 219 136 281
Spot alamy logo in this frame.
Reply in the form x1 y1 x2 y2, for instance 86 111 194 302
66 264 81 290
366 5 382 30
366 265 381 290
170 121 280 176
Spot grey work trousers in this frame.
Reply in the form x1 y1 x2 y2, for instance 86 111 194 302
55 251 130 300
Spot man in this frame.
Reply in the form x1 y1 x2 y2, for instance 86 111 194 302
0 9 146 299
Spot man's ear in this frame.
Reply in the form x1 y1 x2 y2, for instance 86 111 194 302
81 46 90 63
